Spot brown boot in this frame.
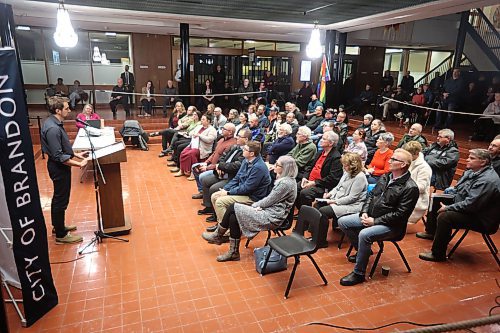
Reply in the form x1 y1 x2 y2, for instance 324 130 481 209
201 224 228 245
217 238 241 262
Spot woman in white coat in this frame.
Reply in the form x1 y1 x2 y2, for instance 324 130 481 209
403 141 432 224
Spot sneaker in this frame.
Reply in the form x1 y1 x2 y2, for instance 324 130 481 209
395 112 403 120
150 132 160 137
51 225 77 234
55 232 83 244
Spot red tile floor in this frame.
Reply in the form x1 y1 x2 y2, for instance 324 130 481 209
4 120 500 333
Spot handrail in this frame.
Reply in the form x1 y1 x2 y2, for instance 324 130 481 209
474 8 500 40
414 53 453 87
468 8 500 61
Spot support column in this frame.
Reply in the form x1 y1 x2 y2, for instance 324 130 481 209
325 30 336 107
453 11 469 68
335 32 347 106
180 23 190 104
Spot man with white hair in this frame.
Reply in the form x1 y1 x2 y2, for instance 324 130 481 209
423 129 459 190
305 105 324 130
418 148 500 262
288 126 317 178
212 107 227 134
396 123 427 149
338 148 419 285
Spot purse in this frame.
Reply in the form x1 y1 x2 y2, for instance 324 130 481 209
254 245 287 274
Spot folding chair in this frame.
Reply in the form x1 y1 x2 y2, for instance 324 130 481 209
244 210 294 248
447 225 499 267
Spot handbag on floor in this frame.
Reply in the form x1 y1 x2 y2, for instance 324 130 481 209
254 245 287 274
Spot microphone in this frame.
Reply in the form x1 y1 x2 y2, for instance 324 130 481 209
76 118 91 127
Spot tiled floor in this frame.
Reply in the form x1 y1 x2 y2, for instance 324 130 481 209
4 122 500 332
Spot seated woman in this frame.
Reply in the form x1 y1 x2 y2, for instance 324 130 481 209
316 153 368 247
404 86 425 125
140 80 156 117
234 112 249 137
402 140 432 224
365 132 394 184
364 119 386 164
266 123 295 164
266 111 286 143
76 104 100 129
169 101 186 129
201 79 214 110
168 111 202 172
201 155 298 262
345 128 368 164
175 114 217 178
227 109 240 125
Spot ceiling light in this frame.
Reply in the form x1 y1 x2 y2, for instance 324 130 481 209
105 32 117 36
306 23 322 59
53 1 78 48
15 26 31 31
245 40 255 43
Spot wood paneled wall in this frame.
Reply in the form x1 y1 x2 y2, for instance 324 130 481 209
356 46 386 93
131 33 173 101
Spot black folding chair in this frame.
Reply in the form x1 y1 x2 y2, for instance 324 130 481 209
244 210 294 248
447 225 499 267
261 206 328 299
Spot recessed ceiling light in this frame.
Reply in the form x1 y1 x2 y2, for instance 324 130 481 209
105 32 117 36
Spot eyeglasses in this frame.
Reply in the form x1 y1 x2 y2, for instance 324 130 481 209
242 146 250 152
275 163 282 167
389 157 405 163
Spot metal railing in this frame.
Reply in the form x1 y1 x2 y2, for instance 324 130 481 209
469 8 500 61
28 116 45 159
414 54 453 87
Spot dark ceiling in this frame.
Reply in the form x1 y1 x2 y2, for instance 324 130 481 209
43 0 437 25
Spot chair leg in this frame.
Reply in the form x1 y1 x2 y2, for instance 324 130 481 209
244 238 250 248
392 242 411 273
447 230 469 259
346 244 354 258
260 246 274 276
284 256 300 299
264 230 272 246
369 241 384 279
338 232 345 249
306 254 328 286
482 234 500 267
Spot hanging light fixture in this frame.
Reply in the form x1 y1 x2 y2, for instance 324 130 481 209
53 1 78 48
306 23 322 59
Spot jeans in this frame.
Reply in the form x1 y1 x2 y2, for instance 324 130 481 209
338 213 398 276
434 101 456 129
192 165 212 192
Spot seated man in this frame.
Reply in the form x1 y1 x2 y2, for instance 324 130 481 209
256 104 270 129
305 105 324 130
353 84 374 115
489 135 500 176
68 80 87 109
295 131 343 210
288 126 317 179
211 141 271 225
396 123 427 149
418 149 500 262
54 77 68 96
423 129 459 190
248 114 265 142
306 94 323 118
381 85 409 121
338 149 419 286
312 108 335 136
333 111 348 144
285 112 300 138
109 77 130 118
472 92 500 141
212 107 227 134
197 129 251 225
153 105 195 157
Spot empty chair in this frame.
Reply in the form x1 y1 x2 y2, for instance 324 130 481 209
261 206 328 299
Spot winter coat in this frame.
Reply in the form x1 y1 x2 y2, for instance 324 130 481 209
304 148 343 190
408 153 432 223
327 171 367 218
423 141 459 190
267 135 295 164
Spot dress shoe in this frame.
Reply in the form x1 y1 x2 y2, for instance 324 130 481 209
206 215 217 222
167 161 176 167
416 232 434 240
192 193 203 199
52 225 77 234
419 252 446 262
198 207 214 215
167 156 174 162
206 225 217 232
55 232 83 244
169 167 180 173
347 250 373 263
340 272 366 286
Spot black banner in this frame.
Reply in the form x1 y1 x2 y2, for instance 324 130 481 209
0 49 58 326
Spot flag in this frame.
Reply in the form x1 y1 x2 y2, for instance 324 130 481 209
317 55 330 104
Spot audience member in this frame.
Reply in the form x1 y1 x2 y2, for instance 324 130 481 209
212 107 227 133
305 105 324 130
235 112 249 136
163 80 178 117
176 114 217 178
289 102 305 125
109 77 130 118
202 156 297 262
402 141 432 224
68 80 87 109
429 72 443 94
140 80 156 117
295 131 343 210
400 71 415 94
345 129 368 164
306 94 323 117
381 70 394 89
285 112 300 138
152 104 193 157
353 84 374 115
418 149 500 262
288 126 317 178
54 77 68 96
423 129 459 190
248 114 265 142
338 149 418 286
365 132 394 184
382 85 409 121
298 82 314 112
201 79 214 110
434 69 464 129
358 114 373 131
489 135 500 176
365 119 386 164
256 104 270 128
120 65 135 105
238 78 253 110
472 92 500 141
256 81 268 105
267 124 295 164
167 110 202 172
333 111 349 144
210 141 272 225
316 153 368 247
396 123 427 149
227 109 240 125
76 104 100 129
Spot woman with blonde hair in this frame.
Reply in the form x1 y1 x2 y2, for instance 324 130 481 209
316 152 368 247
402 140 432 224
76 104 100 129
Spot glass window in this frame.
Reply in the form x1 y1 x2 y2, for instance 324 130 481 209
173 37 181 46
390 53 402 72
16 28 47 84
408 50 428 83
190 37 208 47
346 46 359 55
44 29 92 85
209 39 242 49
275 42 300 52
90 32 131 85
244 41 275 51
429 51 452 70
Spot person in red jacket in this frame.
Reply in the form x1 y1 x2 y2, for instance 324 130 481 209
365 132 394 184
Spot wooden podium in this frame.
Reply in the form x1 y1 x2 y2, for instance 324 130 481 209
94 142 131 235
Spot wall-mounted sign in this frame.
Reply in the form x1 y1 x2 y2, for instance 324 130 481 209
139 65 149 69
248 47 256 64
300 60 311 82
158 65 166 70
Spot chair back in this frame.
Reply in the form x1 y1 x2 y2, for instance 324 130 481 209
294 206 326 252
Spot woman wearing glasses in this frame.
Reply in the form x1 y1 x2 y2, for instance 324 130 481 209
365 132 394 184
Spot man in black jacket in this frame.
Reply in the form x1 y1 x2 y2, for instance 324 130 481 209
109 78 130 118
120 65 135 105
338 149 419 286
423 129 459 190
295 131 343 210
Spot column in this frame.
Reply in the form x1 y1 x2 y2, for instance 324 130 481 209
324 30 336 107
453 11 469 68
336 32 347 106
180 23 190 104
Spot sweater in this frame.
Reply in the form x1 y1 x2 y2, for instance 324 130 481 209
368 149 393 176
224 156 271 201
287 141 317 172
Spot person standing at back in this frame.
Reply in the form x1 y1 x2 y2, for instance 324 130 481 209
120 65 135 106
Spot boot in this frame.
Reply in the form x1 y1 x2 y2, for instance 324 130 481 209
201 224 228 245
217 238 240 262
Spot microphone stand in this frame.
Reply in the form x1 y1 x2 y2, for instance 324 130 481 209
79 125 128 255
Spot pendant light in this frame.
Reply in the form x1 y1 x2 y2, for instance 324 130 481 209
53 1 78 48
306 23 322 59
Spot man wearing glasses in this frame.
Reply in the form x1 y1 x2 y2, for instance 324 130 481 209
338 149 419 286
423 129 459 190
209 141 271 228
288 126 317 179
